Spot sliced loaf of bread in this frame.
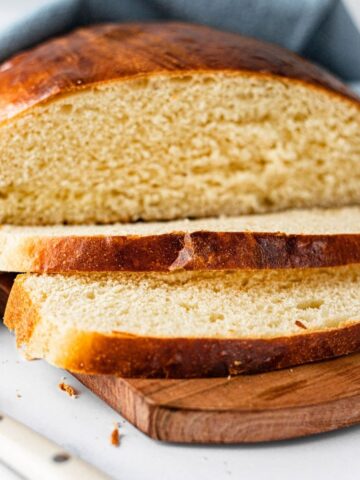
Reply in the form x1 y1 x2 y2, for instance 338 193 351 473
2 207 360 272
0 23 359 225
5 266 360 377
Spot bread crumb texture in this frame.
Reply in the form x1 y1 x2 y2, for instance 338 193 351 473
19 265 360 343
2 206 360 236
0 74 359 225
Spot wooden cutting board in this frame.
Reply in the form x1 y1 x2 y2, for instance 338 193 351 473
74 352 360 443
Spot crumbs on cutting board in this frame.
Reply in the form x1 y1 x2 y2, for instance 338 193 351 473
110 423 120 447
58 380 78 398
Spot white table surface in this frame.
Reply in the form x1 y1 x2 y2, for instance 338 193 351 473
2 323 360 480
1 1 360 479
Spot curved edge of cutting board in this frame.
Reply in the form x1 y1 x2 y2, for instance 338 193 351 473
73 353 360 443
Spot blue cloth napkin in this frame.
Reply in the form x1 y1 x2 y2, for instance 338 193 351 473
0 0 359 83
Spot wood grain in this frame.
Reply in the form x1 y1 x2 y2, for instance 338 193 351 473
75 353 360 443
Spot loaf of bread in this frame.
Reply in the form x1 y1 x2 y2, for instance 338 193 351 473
0 23 359 225
2 207 360 272
5 266 360 377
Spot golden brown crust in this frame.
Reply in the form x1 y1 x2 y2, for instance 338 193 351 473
9 231 360 272
34 323 360 378
0 22 358 123
3 276 39 347
5 275 360 378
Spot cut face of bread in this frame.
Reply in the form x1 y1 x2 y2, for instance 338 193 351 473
5 266 360 377
0 23 359 225
2 207 360 272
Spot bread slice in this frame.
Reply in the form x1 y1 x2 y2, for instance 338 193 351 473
5 266 360 377
2 206 360 272
0 23 359 225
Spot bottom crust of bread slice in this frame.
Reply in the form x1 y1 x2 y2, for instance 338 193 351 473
5 266 360 378
2 207 360 273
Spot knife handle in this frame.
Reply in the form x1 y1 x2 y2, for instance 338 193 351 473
0 413 110 480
